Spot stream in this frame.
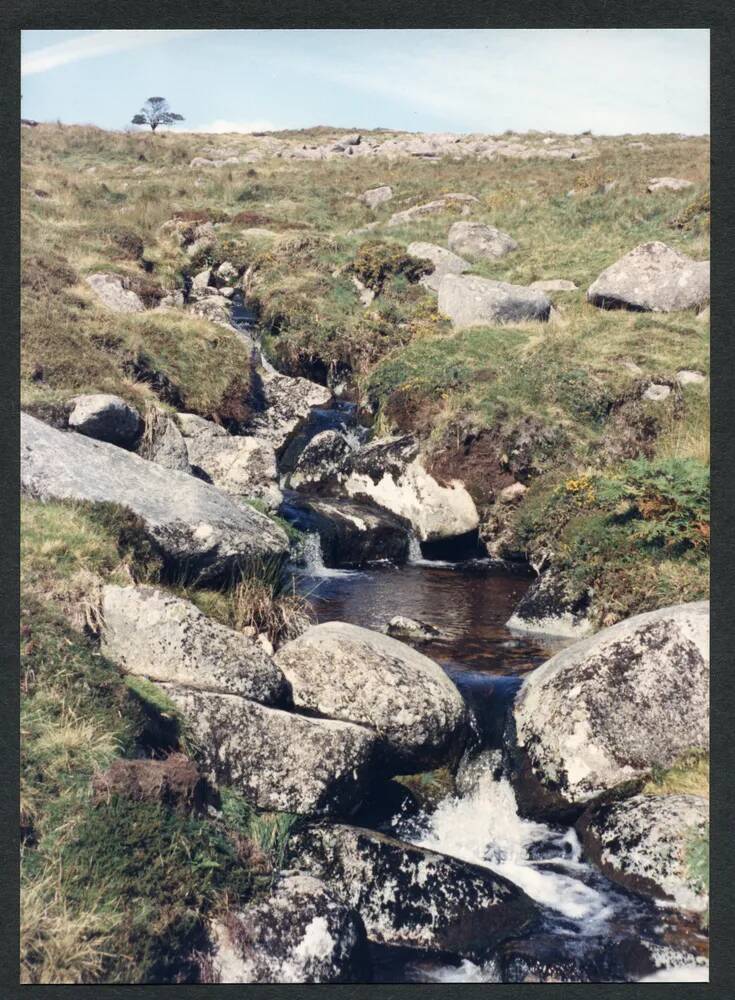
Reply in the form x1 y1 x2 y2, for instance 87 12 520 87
231 300 709 984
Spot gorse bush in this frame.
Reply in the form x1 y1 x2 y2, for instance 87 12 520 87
349 241 433 292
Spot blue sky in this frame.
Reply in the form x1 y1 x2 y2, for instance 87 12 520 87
21 29 709 135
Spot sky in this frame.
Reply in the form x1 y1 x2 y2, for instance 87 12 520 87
20 29 709 136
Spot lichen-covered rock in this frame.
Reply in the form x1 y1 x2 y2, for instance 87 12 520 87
407 241 470 292
187 293 232 327
157 684 377 815
578 794 709 912
288 430 354 492
506 572 592 640
438 274 551 328
343 434 479 543
184 433 282 510
101 585 287 704
511 602 709 818
85 272 145 313
138 409 190 472
587 242 709 312
206 873 370 983
285 496 410 568
250 371 332 455
275 621 467 771
289 823 538 957
68 393 142 447
447 221 518 261
176 412 228 439
361 185 393 209
21 414 289 584
386 193 478 227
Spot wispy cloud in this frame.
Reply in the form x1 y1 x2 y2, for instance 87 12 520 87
21 29 204 77
185 119 279 134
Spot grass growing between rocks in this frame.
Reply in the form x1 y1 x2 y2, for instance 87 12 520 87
20 498 301 982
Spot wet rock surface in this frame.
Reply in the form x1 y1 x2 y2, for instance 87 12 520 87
578 794 709 912
285 495 411 568
290 823 538 957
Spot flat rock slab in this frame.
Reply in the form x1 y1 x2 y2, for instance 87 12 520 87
578 793 709 912
587 241 709 313
438 274 551 328
291 823 538 957
157 684 377 816
21 413 289 585
85 272 145 313
407 241 470 292
512 601 709 817
208 873 370 983
275 621 467 770
646 177 694 192
101 585 287 704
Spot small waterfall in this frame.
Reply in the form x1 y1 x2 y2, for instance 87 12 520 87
299 532 358 579
395 759 621 932
408 533 423 564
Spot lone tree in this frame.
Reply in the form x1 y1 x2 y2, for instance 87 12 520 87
131 96 184 132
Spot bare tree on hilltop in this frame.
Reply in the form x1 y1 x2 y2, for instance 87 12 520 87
131 97 184 132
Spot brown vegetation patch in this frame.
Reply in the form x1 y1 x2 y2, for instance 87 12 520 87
427 423 516 506
208 368 265 431
92 754 206 812
172 209 230 224
22 253 78 295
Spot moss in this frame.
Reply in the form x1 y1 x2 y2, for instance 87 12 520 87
394 767 456 809
643 749 709 798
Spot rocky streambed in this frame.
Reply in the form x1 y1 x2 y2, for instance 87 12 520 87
19 291 709 984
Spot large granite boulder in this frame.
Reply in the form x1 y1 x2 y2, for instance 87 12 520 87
447 221 518 261
85 272 145 313
275 621 467 771
284 496 410 568
158 684 376 816
438 274 551 328
290 823 538 957
21 414 289 584
68 394 141 447
510 602 709 819
101 585 287 704
587 242 709 312
184 432 282 511
206 873 370 983
250 371 332 455
407 241 471 292
288 430 354 493
343 434 479 543
578 793 709 912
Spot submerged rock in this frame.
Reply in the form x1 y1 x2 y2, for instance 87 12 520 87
385 615 442 642
206 873 370 983
275 621 467 771
438 274 551 328
578 794 709 912
158 684 377 816
587 242 709 312
21 414 289 584
447 221 518 261
343 434 479 543
68 393 142 447
511 602 709 818
290 823 538 957
101 585 287 704
285 496 410 568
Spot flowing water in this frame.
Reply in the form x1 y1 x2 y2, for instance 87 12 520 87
291 541 709 983
234 304 708 983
